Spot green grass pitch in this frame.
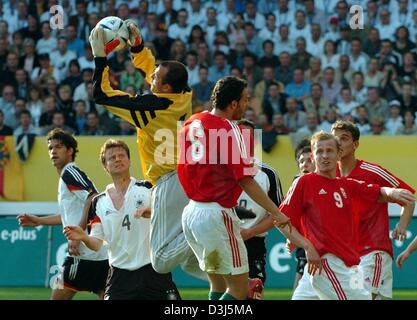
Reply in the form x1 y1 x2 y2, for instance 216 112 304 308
0 288 416 300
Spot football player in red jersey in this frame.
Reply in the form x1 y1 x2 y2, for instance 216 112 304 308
279 131 414 300
178 76 321 300
332 120 415 300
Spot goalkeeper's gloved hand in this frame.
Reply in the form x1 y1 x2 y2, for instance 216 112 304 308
89 27 106 57
124 19 142 47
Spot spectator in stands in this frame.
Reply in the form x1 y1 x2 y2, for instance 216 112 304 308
152 23 174 61
0 85 17 129
168 8 191 43
39 95 57 128
351 72 368 105
27 86 44 127
19 14 41 42
204 7 220 50
255 66 283 103
169 39 187 63
291 37 313 71
9 31 24 57
69 0 89 41
73 69 93 110
283 97 307 132
67 24 85 58
396 109 417 135
292 111 320 146
364 58 384 87
381 62 402 101
83 12 100 42
117 3 130 21
408 9 417 41
398 82 417 113
385 100 404 135
120 61 144 92
257 40 279 70
36 21 57 55
320 108 339 132
355 105 371 135
0 37 8 72
41 111 75 135
192 66 214 110
272 113 291 135
291 10 311 42
363 27 381 58
273 0 292 27
1 52 19 89
81 111 104 136
336 23 351 55
31 53 59 90
349 37 369 73
256 113 278 152
305 57 323 84
364 87 389 122
394 26 414 55
364 0 379 29
228 38 249 70
108 49 129 77
50 36 77 82
333 0 349 26
304 0 326 31
398 52 415 82
242 52 263 91
285 68 311 108
19 38 39 75
14 109 40 136
73 100 87 135
304 83 330 122
159 0 178 27
244 22 262 57
208 51 230 83
307 23 325 57
187 24 206 52
321 40 340 70
244 1 265 31
370 117 388 135
321 66 342 104
185 51 199 87
15 69 29 99
117 119 136 136
258 13 278 41
336 86 359 117
376 39 403 70
275 24 295 55
188 0 205 27
335 55 354 86
141 12 159 43
376 9 399 42
323 16 340 43
62 59 83 92
262 81 287 123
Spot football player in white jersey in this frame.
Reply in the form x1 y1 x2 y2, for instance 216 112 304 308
18 129 109 300
236 119 284 299
64 139 181 300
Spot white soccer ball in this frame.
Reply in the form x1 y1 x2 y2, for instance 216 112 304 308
96 16 129 54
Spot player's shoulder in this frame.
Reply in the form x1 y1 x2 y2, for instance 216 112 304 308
91 191 106 206
357 159 400 186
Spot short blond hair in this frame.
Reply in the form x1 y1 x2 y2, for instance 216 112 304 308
100 139 130 167
310 131 340 151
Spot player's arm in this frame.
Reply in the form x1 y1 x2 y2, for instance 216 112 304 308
241 215 274 241
63 226 103 252
378 187 415 207
396 235 417 268
392 200 415 242
79 191 97 230
17 214 61 226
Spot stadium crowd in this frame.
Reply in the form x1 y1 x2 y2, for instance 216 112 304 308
1 0 417 148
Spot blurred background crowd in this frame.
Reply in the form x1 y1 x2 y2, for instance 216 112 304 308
1 0 417 151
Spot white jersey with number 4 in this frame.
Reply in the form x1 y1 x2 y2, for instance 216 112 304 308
89 178 153 271
237 163 284 237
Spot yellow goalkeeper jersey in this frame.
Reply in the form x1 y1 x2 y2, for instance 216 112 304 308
93 48 192 184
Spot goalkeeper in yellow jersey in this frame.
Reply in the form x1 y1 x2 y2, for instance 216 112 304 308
89 22 202 278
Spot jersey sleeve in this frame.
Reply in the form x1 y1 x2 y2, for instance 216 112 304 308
224 121 255 181
62 167 97 201
131 45 156 85
369 164 416 194
92 56 173 128
278 176 304 231
345 178 381 204
262 165 284 206
87 193 104 238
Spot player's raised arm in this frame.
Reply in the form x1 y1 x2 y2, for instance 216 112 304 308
90 27 173 125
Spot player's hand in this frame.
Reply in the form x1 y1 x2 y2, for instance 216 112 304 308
68 239 81 256
134 208 151 219
387 188 415 206
63 226 85 242
17 214 40 227
305 242 322 276
396 250 410 269
89 27 106 57
240 228 254 241
392 222 408 242
124 19 142 47
285 239 297 254
273 215 292 234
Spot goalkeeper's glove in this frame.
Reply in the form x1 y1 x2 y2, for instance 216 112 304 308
89 27 106 58
124 19 142 47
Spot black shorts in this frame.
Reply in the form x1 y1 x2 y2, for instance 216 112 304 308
105 264 181 300
295 248 307 275
244 237 267 284
61 257 109 293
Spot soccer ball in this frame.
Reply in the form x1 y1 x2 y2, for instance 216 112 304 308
96 16 129 54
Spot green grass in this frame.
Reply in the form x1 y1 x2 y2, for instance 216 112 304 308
0 288 416 300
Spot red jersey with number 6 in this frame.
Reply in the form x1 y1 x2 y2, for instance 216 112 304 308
279 173 381 267
338 160 415 258
178 111 255 208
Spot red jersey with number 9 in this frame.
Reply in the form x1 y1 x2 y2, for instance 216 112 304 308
178 111 255 208
279 173 381 267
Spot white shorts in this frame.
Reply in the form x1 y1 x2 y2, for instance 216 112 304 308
311 254 371 300
360 251 393 299
182 200 249 275
292 265 319 300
